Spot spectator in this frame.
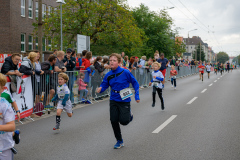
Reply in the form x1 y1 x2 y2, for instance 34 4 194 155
63 48 76 71
81 50 88 68
133 57 139 68
138 56 149 88
54 51 67 72
41 54 57 107
19 52 38 75
121 52 126 66
77 73 88 102
92 56 105 100
154 50 159 60
53 49 58 55
102 57 110 75
34 51 44 104
76 53 82 70
157 53 168 88
81 51 92 86
124 56 129 68
1 53 22 93
129 57 135 72
1 53 22 76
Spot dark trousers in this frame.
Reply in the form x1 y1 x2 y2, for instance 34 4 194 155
152 86 164 108
171 78 176 87
110 100 131 141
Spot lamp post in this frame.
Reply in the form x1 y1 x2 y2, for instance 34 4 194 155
163 7 175 10
188 29 197 38
56 0 65 51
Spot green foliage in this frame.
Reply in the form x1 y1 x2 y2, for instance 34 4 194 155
33 0 144 54
216 52 229 64
131 4 181 59
193 43 205 62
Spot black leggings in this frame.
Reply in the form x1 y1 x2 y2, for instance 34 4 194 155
171 78 176 87
110 100 131 141
152 86 164 107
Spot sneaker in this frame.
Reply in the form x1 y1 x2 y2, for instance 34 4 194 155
11 147 18 154
53 124 60 130
152 102 155 107
171 85 173 88
114 140 124 149
130 108 133 122
174 87 176 90
13 129 20 144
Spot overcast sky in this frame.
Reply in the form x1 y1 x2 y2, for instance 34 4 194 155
127 0 240 57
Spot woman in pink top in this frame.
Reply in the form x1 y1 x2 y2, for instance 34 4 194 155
78 73 88 102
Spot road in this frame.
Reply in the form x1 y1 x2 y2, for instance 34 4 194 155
15 69 240 160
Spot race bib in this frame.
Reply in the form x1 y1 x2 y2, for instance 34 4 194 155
58 93 65 99
152 82 159 87
172 76 176 79
120 88 133 100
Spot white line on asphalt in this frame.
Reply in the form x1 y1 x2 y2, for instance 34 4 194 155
214 80 217 82
187 97 198 104
209 83 213 86
152 115 177 133
201 89 207 93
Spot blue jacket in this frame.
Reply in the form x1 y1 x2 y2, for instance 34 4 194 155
100 66 140 102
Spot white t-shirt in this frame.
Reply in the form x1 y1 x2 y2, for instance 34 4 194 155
57 84 70 100
0 98 15 152
206 65 211 72
151 70 164 89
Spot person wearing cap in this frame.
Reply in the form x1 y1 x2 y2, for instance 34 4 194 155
157 53 168 89
63 49 76 102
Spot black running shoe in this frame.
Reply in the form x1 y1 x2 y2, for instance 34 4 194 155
152 102 155 107
11 147 18 154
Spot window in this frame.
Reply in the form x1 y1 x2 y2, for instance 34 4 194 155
21 0 25 17
42 4 46 19
48 6 52 16
28 0 33 18
21 34 25 52
35 37 38 50
48 39 52 50
28 35 33 50
35 2 38 18
42 37 46 51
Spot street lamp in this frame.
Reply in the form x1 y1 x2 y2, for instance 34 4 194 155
188 29 197 38
163 7 175 10
56 0 66 51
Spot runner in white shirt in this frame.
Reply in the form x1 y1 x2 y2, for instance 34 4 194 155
206 62 212 79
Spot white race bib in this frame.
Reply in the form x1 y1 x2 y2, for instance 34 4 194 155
172 76 176 79
152 82 159 87
120 88 133 100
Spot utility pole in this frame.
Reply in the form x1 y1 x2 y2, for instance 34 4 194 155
38 0 43 62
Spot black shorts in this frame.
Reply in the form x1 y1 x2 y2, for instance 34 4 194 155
201 73 204 75
207 71 210 73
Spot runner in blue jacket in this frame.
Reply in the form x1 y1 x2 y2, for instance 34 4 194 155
97 53 140 149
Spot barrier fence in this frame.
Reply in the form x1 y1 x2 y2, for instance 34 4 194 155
30 65 205 116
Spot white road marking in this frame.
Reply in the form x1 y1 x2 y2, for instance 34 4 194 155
209 83 213 86
214 80 217 82
152 115 177 133
201 89 207 93
187 97 198 104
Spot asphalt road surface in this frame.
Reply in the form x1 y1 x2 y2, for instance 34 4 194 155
15 69 240 160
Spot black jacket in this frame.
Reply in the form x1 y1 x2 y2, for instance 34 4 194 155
94 62 105 73
19 57 34 75
63 55 76 71
1 56 18 74
41 61 54 74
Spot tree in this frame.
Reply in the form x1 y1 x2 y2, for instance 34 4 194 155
173 38 186 58
131 4 177 59
216 52 229 64
33 0 144 55
193 43 205 62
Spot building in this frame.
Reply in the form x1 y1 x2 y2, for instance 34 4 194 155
0 0 59 54
183 36 209 61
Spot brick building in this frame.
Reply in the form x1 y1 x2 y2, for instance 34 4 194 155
0 0 58 54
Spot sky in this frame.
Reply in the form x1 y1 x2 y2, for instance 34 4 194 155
126 0 240 57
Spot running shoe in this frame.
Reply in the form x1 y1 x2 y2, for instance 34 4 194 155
171 85 173 88
152 102 155 107
11 147 18 154
53 124 60 130
13 129 20 144
114 140 124 149
130 108 133 122
174 87 176 90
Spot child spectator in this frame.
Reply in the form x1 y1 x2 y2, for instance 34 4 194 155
78 73 88 102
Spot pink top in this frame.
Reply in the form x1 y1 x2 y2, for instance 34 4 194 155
78 78 87 90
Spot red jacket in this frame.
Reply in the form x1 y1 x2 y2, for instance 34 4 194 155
80 58 91 70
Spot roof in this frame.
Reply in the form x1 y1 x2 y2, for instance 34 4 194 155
183 36 204 45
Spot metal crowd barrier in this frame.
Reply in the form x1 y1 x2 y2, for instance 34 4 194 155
31 65 205 115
